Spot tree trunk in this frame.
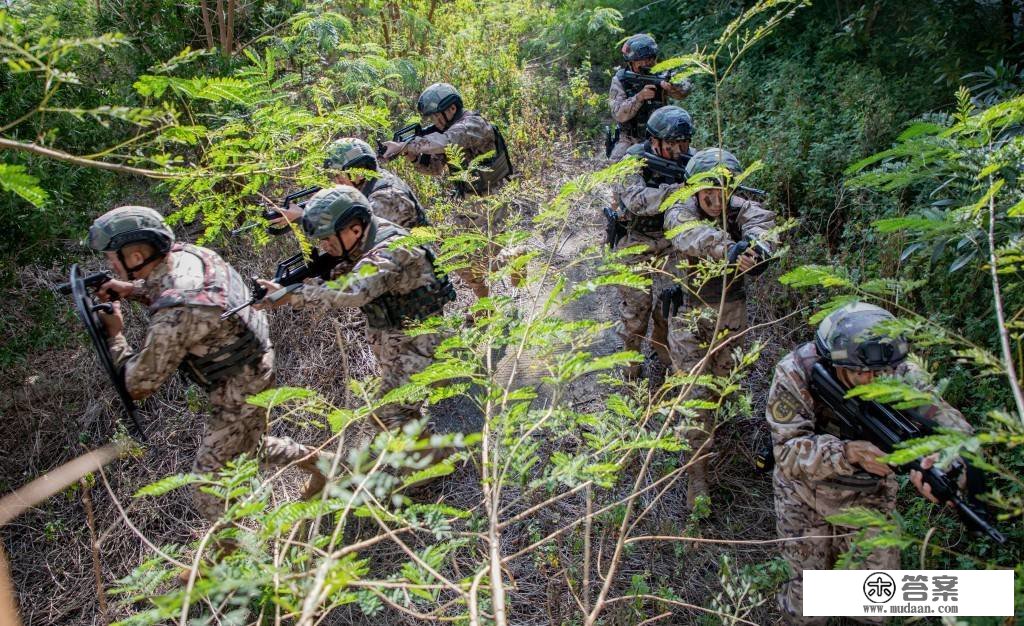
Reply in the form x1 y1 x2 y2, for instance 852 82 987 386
225 0 235 55
200 0 216 49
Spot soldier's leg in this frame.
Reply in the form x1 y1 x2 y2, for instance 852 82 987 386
667 308 714 506
648 274 671 367
617 283 654 378
775 472 832 626
609 135 640 160
370 330 441 431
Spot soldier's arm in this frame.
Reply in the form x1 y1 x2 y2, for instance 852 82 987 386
666 202 732 260
406 132 450 156
108 306 208 401
899 361 974 434
289 252 399 310
766 361 859 482
609 76 644 123
735 197 777 248
619 172 680 216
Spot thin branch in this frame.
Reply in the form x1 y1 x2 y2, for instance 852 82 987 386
0 137 175 179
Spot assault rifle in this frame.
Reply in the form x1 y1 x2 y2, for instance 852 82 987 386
727 237 775 277
232 187 322 236
376 122 440 165
220 248 340 320
618 68 688 101
809 362 1006 544
637 151 769 200
60 265 147 441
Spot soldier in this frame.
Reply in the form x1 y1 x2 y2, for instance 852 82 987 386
663 148 776 506
608 33 692 160
766 303 973 625
87 206 326 522
271 137 429 231
254 185 455 430
380 83 513 299
612 105 696 379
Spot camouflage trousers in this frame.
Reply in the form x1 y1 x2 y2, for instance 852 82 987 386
194 351 316 521
608 133 643 160
452 194 509 299
667 297 747 504
614 231 672 369
774 469 899 625
368 327 443 430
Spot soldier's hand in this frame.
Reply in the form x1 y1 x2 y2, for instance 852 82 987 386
663 80 690 99
737 249 759 273
910 454 957 509
253 279 289 310
382 141 405 160
97 300 124 337
269 206 304 228
845 440 892 477
637 84 658 101
97 278 135 302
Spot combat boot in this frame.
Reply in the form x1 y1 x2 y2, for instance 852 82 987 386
686 458 709 509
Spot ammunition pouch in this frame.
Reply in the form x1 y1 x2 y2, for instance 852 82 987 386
627 213 664 234
181 329 266 390
362 276 456 330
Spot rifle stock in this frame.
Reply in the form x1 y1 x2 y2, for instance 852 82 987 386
808 362 1005 544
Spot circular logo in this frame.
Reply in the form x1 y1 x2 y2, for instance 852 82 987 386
862 571 896 603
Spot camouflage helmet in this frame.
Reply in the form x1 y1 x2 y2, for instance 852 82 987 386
815 302 910 372
88 205 174 254
685 148 742 180
622 34 659 62
324 138 377 171
417 83 463 116
646 106 694 140
301 185 373 240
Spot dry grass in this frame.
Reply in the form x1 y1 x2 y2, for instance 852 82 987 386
1 143 804 625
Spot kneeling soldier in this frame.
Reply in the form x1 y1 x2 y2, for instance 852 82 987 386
613 105 696 379
88 206 325 521
255 185 455 429
663 148 776 506
768 303 973 624
271 137 429 231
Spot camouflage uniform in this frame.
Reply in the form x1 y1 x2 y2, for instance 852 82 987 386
663 193 775 504
107 243 315 520
612 141 694 367
407 110 512 298
767 342 972 624
286 216 453 428
608 71 692 160
358 167 428 230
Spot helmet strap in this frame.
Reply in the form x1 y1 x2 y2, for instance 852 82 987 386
117 246 166 280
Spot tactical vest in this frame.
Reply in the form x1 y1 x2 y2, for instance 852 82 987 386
358 224 456 330
150 243 270 390
620 142 674 235
615 68 666 138
687 197 755 303
454 112 514 197
363 169 429 227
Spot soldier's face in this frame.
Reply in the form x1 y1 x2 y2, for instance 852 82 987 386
333 171 363 187
320 223 364 257
836 367 893 389
427 105 458 130
629 58 656 73
697 188 726 218
653 138 690 160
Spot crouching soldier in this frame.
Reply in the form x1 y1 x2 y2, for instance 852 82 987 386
255 185 455 430
381 83 513 299
88 206 326 521
767 303 974 624
612 105 696 379
271 137 429 231
663 148 776 506
608 33 692 160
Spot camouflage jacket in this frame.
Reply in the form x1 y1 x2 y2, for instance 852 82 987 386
359 167 427 229
664 194 775 302
289 216 450 327
766 341 972 484
617 141 694 221
609 69 691 137
108 244 271 398
406 110 509 195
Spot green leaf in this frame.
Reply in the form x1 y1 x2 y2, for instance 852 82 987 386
247 386 318 408
134 473 205 498
0 164 48 206
778 265 853 289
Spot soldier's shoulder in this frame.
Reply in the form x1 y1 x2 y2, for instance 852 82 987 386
624 143 647 157
774 341 819 383
164 248 206 291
